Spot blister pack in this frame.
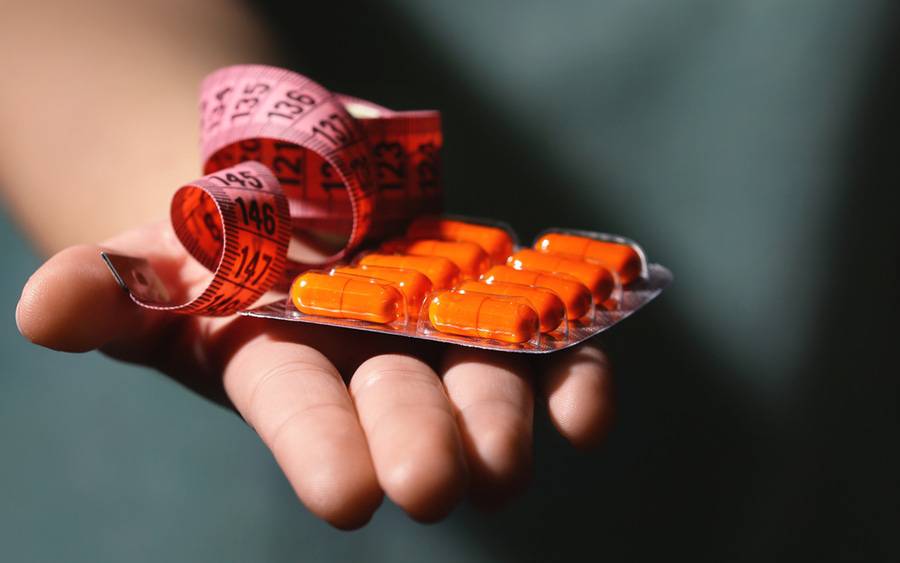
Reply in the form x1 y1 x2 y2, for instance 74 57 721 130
242 217 671 353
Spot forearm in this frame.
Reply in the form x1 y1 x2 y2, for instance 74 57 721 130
0 0 276 255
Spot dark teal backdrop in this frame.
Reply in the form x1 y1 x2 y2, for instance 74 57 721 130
2 0 898 560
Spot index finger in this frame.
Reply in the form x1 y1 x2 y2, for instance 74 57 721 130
221 324 382 529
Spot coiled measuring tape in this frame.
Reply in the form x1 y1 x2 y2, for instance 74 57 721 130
103 64 442 316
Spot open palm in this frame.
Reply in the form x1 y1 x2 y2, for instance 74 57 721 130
16 221 614 529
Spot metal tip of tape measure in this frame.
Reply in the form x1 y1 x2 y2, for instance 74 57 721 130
100 252 172 305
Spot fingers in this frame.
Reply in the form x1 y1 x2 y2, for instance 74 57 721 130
441 347 534 507
539 343 614 449
223 332 381 530
349 354 467 522
16 243 167 353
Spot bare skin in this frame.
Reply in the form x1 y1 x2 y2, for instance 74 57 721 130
4 0 615 529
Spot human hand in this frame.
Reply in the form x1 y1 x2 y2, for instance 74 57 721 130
15 222 614 529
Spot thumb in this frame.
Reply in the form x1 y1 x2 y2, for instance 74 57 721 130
16 243 167 353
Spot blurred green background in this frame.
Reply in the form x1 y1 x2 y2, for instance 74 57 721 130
2 0 898 561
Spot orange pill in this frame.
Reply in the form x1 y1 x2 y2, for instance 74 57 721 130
428 291 539 344
534 233 643 285
358 253 460 289
482 265 591 320
457 280 564 333
333 265 432 317
381 239 490 278
406 216 514 263
291 272 404 324
508 249 613 302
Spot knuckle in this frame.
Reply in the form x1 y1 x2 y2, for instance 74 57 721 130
265 402 346 450
246 357 335 410
350 354 440 397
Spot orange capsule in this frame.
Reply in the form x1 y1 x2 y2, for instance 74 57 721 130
508 249 613 303
291 272 404 324
428 291 539 344
358 253 460 289
534 233 643 285
457 280 565 333
406 216 514 263
381 239 490 278
333 265 432 317
482 265 591 320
